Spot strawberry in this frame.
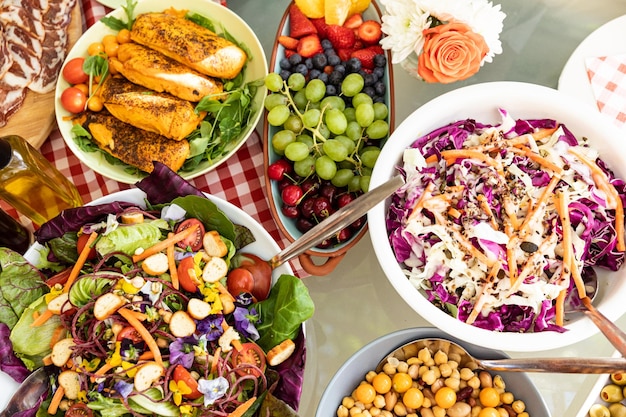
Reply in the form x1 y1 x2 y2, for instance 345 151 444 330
311 18 329 38
297 34 324 58
350 47 379 69
326 24 356 50
337 47 355 62
343 13 364 30
289 4 317 38
278 35 299 50
284 49 296 59
357 20 383 44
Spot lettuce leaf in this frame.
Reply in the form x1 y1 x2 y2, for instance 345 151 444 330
95 219 168 256
0 248 48 329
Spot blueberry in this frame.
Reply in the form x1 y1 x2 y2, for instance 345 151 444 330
329 70 344 85
317 72 329 84
321 39 333 50
327 54 341 66
309 69 322 79
373 67 385 79
374 95 385 103
363 86 376 98
346 57 362 73
305 58 313 69
279 69 292 80
334 64 346 74
279 58 291 70
295 63 308 75
312 53 328 70
374 54 387 68
364 73 377 86
288 53 303 66
374 81 386 96
326 84 337 96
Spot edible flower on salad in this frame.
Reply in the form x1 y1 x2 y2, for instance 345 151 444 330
387 109 626 332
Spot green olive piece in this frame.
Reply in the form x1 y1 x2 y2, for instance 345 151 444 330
589 404 610 417
608 403 626 417
612 372 626 386
601 384 625 403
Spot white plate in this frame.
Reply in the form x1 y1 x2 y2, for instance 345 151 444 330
56 0 268 184
0 189 294 411
94 0 123 8
557 15 626 111
368 81 626 352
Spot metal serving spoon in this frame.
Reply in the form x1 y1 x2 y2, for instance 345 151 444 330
267 175 404 269
0 368 48 417
565 268 626 357
377 338 626 374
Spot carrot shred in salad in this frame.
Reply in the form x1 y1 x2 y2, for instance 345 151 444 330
387 109 626 332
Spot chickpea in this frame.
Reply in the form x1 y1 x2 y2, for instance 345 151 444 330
397 361 409 374
337 405 350 417
434 350 448 365
342 396 355 409
365 371 377 383
511 399 526 413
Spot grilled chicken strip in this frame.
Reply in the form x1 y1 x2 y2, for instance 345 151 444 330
99 76 206 141
111 42 224 102
130 12 247 79
81 111 190 173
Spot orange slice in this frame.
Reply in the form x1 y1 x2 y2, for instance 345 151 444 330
325 0 351 25
295 0 325 19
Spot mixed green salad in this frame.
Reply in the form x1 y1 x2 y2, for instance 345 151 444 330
0 163 311 417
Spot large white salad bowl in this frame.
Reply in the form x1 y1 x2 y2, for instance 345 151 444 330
368 81 626 352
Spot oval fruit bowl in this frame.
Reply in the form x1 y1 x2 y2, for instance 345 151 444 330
262 0 395 276
55 0 268 184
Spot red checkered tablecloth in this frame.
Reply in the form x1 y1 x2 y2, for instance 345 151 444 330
1 0 306 276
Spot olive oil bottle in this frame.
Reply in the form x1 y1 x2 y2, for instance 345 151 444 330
0 135 83 226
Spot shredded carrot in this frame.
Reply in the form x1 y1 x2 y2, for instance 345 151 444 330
502 194 520 231
555 191 572 286
228 397 257 417
440 149 502 169
221 320 243 352
407 182 435 222
92 362 115 381
118 307 163 367
167 233 180 290
510 145 564 175
509 232 558 294
30 309 54 327
466 262 501 325
477 194 498 230
64 231 99 292
210 347 221 374
47 386 65 415
568 147 625 251
425 154 439 164
43 355 53 366
555 288 567 327
506 235 518 286
518 174 561 238
138 350 155 361
531 127 559 141
570 254 587 301
49 325 67 348
126 309 148 322
132 225 199 263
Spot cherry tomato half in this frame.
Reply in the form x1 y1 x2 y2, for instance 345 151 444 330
65 403 94 417
116 326 143 344
232 342 266 377
175 219 206 251
177 256 201 293
62 57 89 85
77 233 97 259
172 364 202 400
61 87 87 114
226 267 254 298
235 253 272 301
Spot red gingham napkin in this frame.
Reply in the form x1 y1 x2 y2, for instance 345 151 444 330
585 54 626 128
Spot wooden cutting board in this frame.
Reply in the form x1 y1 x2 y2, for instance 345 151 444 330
0 4 83 149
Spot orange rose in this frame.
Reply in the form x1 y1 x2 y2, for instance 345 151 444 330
417 22 489 84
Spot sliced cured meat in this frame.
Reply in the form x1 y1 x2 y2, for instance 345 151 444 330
0 72 28 127
42 0 77 27
0 4 45 41
0 25 13 78
30 28 67 93
4 24 43 57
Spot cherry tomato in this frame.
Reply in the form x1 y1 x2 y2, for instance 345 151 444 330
177 256 201 293
116 326 143 344
233 253 272 301
62 57 89 85
175 219 206 251
65 403 94 417
227 267 254 297
77 233 97 259
172 364 202 399
232 342 266 377
61 87 87 114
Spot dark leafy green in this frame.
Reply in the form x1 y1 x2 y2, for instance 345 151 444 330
100 0 136 31
48 232 79 264
0 248 47 329
255 275 314 352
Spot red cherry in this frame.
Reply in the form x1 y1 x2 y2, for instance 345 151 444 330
268 159 292 181
281 184 304 206
281 204 299 218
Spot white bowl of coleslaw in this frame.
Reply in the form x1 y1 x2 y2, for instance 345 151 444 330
368 81 626 352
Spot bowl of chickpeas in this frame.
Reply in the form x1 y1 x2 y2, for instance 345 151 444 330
316 327 550 417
